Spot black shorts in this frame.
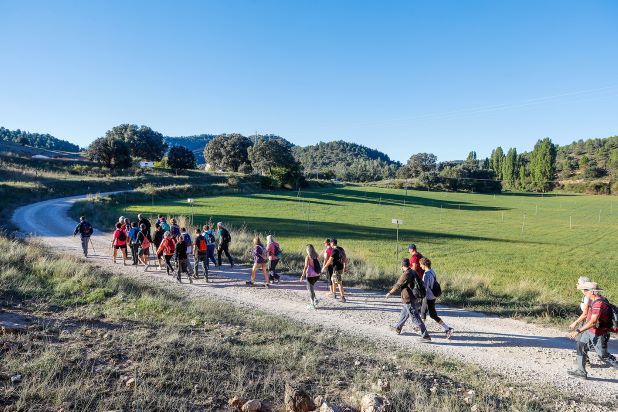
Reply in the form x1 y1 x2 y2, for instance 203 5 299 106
114 244 127 250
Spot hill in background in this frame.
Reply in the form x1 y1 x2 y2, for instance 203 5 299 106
0 126 80 152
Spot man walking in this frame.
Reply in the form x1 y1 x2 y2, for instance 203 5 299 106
386 258 431 342
73 216 93 257
408 244 424 279
568 281 618 379
321 238 347 302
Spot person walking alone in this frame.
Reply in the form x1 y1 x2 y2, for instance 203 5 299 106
385 258 431 342
419 258 453 339
301 244 321 309
266 235 281 283
73 216 93 257
567 281 618 379
216 222 234 267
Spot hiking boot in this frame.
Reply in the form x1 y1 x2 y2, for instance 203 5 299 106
420 335 432 343
567 369 587 380
340 296 347 303
176 275 181 282
245 281 254 287
391 327 402 335
446 328 454 339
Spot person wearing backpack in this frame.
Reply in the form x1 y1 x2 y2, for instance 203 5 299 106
266 235 281 283
138 213 151 236
321 238 347 302
169 218 181 238
419 258 453 339
156 231 176 275
408 244 424 279
203 225 218 267
174 233 194 283
136 223 153 271
567 281 618 379
385 258 431 342
111 222 128 265
160 216 170 232
322 238 335 296
128 222 141 265
153 222 165 270
300 244 321 309
216 222 234 267
193 228 209 281
247 236 270 287
180 227 192 255
73 216 93 257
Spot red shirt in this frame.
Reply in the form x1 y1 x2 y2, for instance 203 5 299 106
588 298 612 336
113 229 126 246
410 252 424 278
324 246 333 259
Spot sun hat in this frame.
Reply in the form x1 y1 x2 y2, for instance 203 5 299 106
577 276 590 286
577 281 603 292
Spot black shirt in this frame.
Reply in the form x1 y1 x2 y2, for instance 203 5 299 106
175 241 188 259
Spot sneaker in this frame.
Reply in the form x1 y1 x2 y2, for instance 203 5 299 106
420 335 432 343
189 277 193 284
264 283 270 288
445 328 454 339
176 275 181 282
245 281 254 286
567 369 587 380
313 298 319 307
144 265 149 272
340 296 347 303
391 327 402 335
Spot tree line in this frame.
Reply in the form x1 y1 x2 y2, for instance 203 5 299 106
0 126 80 152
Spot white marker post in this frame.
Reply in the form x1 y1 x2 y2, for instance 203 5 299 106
187 198 194 227
392 218 404 259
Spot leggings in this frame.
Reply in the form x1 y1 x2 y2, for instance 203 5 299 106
217 243 234 266
420 298 443 324
306 276 319 301
268 259 279 279
164 255 174 274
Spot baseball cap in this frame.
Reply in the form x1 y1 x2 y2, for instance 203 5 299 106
407 244 416 250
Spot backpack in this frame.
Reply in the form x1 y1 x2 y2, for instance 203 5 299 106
140 233 151 249
221 228 232 244
431 279 442 298
601 298 618 333
312 258 322 274
206 232 216 244
81 221 93 236
410 272 426 299
117 230 127 242
273 243 282 259
196 236 207 252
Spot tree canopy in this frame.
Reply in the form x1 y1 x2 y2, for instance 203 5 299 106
87 136 131 169
248 138 298 175
104 124 167 161
0 126 80 152
167 145 196 170
203 134 253 172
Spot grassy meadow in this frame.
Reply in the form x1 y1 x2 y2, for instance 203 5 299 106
96 185 618 319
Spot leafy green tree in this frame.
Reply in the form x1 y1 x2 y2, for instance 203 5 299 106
397 153 437 178
490 147 505 180
466 151 477 164
167 146 196 170
16 136 30 146
248 138 297 175
0 126 79 151
529 138 557 191
271 163 305 189
87 136 131 169
501 148 518 189
204 134 253 172
104 124 167 161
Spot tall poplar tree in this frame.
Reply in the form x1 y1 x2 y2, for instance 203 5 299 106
529 138 557 191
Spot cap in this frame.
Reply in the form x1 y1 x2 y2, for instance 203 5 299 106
408 244 416 251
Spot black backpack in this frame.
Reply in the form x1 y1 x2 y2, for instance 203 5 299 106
313 258 322 273
410 273 426 299
206 232 216 244
431 277 442 298
117 230 127 242
81 222 93 236
221 228 232 244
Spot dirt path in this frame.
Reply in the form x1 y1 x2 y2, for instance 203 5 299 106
12 194 618 403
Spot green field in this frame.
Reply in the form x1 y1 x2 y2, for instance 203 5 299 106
95 185 618 317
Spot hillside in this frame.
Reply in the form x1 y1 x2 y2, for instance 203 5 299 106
0 126 80 152
555 135 618 180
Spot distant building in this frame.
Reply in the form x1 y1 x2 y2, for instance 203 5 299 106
139 161 154 168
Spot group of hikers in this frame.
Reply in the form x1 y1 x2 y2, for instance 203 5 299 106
73 214 618 379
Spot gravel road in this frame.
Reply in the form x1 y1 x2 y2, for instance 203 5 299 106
12 193 618 403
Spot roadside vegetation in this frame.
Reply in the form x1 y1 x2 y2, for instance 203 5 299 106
1 235 592 411
73 185 617 323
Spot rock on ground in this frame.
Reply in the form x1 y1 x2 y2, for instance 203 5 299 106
360 393 390 412
284 383 315 412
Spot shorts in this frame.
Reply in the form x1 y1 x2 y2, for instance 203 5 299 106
138 248 150 256
114 244 127 250
332 270 343 284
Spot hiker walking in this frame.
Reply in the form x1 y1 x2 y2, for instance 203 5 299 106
408 244 424 278
321 238 347 302
136 223 153 271
202 225 218 267
153 222 165 270
73 216 93 257
138 213 151 235
111 222 128 265
156 231 176 275
127 222 141 265
322 238 335 297
385 258 431 342
194 228 209 281
266 235 281 283
174 234 194 283
216 222 234 267
159 216 170 232
181 227 192 255
170 218 181 238
247 236 270 287
419 257 454 338
301 244 321 309
567 281 618 379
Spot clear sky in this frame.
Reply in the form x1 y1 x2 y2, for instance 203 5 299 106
1 0 617 162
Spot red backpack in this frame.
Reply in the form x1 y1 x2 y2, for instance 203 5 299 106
196 235 207 252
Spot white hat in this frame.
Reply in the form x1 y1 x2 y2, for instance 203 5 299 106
577 281 603 292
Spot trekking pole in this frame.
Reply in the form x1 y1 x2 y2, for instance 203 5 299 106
89 238 96 255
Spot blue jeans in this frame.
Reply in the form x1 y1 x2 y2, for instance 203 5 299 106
206 244 217 266
394 300 429 337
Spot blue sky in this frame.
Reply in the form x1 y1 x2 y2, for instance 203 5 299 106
1 0 617 162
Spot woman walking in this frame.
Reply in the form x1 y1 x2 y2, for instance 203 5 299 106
216 222 234 267
111 222 128 265
301 244 321 309
153 222 165 270
156 231 176 275
266 235 281 283
419 257 453 339
246 236 270 287
136 223 153 271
